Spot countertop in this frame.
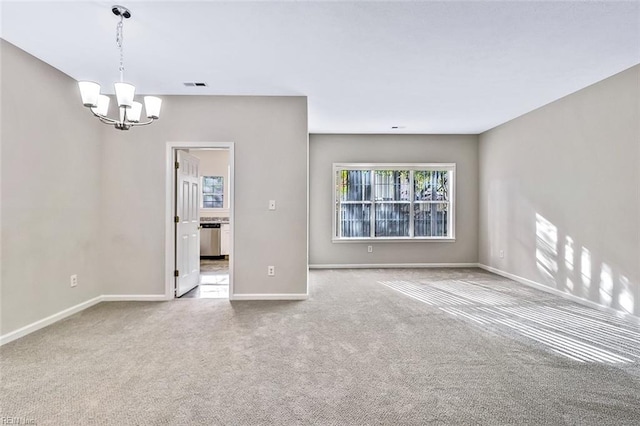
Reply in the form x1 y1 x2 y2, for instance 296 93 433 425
201 217 229 224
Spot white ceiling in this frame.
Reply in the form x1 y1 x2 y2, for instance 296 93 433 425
1 1 639 134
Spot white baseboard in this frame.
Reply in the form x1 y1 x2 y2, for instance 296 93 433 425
0 294 170 346
478 263 640 324
0 296 103 346
309 263 479 269
6 265 636 346
101 294 169 302
231 293 309 301
1 289 310 346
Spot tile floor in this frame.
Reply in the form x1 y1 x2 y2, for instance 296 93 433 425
180 258 229 299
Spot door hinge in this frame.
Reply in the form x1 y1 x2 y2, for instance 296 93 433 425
175 161 180 169
174 216 180 223
174 270 179 277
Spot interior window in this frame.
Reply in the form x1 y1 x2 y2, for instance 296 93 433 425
202 176 224 208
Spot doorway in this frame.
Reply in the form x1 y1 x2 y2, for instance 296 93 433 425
164 142 234 300
185 256 229 298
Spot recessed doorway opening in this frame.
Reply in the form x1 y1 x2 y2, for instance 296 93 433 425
164 142 235 300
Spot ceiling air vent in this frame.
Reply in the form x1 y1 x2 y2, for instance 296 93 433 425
183 82 208 87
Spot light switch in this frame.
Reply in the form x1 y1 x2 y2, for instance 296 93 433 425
269 200 276 210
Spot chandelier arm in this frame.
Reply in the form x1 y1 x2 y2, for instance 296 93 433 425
90 109 119 125
91 108 156 127
128 118 157 127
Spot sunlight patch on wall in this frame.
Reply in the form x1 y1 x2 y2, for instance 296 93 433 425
619 274 634 314
581 246 592 291
563 236 575 291
600 263 613 306
528 211 635 317
566 277 574 292
536 213 558 280
564 236 574 271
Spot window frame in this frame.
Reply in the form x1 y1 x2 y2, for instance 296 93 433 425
332 163 456 242
201 175 225 210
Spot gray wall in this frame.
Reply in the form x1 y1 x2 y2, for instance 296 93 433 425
1 40 104 334
309 134 479 265
479 65 640 317
1 41 308 338
101 96 308 297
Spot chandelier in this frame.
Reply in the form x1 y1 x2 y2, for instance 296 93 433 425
78 5 162 130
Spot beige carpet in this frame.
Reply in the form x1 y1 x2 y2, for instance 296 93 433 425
1 268 640 425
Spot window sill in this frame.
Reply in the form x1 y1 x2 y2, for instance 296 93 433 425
332 237 456 243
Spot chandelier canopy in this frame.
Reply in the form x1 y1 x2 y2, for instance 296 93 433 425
78 5 162 131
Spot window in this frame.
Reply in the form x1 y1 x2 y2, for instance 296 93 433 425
202 176 224 208
333 163 455 240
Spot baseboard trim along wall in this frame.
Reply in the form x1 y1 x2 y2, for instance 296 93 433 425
309 263 478 269
5 265 638 346
101 294 168 302
478 263 640 324
0 296 103 346
1 292 307 345
231 293 309 301
1 294 168 346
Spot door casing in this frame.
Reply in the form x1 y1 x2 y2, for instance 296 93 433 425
165 141 235 300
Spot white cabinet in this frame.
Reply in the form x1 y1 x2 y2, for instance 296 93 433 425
220 223 230 255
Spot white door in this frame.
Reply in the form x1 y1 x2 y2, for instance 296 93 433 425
175 150 200 297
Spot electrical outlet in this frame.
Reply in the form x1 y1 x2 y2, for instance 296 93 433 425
268 200 276 210
367 245 373 253
499 250 504 259
70 274 78 287
267 266 275 276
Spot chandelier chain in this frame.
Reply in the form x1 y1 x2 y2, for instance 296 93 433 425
116 15 124 82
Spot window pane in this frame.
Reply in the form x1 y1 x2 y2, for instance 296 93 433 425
375 170 410 201
375 203 410 237
414 171 449 201
340 203 371 237
414 203 448 237
202 176 224 208
338 170 372 201
211 195 223 208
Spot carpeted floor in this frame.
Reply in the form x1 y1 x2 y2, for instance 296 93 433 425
1 268 640 425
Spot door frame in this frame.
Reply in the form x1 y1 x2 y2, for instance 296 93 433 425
164 141 235 300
